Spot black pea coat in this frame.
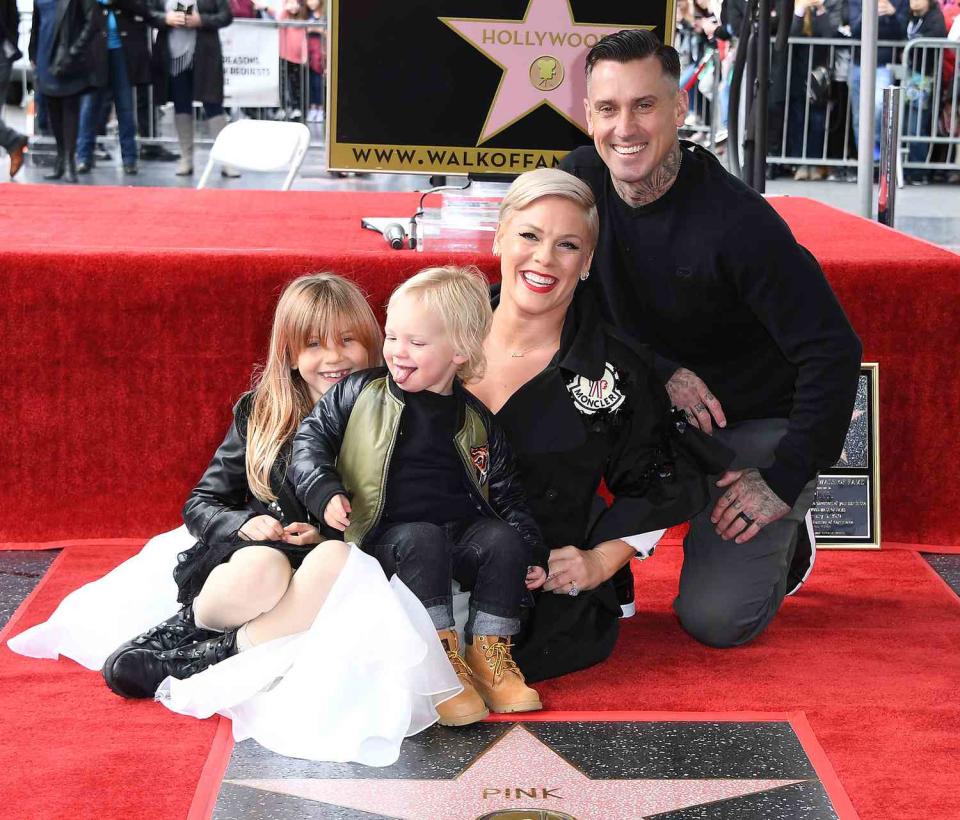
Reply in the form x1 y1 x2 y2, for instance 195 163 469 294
29 0 108 93
146 0 231 104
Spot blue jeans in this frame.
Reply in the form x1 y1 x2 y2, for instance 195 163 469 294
848 63 892 161
77 47 137 166
904 73 934 168
365 519 530 637
787 95 827 159
308 69 324 108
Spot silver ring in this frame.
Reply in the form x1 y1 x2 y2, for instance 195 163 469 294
568 583 580 597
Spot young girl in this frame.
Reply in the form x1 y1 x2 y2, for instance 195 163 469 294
291 266 549 727
9 273 460 765
276 0 309 120
305 0 326 123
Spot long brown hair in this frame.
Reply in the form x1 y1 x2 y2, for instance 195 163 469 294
246 273 383 502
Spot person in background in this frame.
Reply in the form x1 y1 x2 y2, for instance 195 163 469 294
0 0 29 177
275 0 307 121
847 0 910 160
787 0 844 180
902 0 947 182
146 0 237 177
30 0 106 182
305 0 324 123
77 0 150 175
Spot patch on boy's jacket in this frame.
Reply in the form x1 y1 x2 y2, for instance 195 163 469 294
566 363 626 416
470 445 489 485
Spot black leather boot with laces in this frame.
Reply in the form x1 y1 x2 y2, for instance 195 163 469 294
103 629 239 699
101 605 216 698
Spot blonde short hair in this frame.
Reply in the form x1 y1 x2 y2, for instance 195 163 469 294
389 265 492 383
496 167 599 252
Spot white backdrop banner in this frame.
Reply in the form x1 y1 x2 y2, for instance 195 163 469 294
222 23 280 107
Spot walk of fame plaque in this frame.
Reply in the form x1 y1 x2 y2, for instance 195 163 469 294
209 713 856 819
812 364 881 549
326 0 674 174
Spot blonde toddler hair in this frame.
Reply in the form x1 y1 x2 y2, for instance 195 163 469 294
389 265 492 384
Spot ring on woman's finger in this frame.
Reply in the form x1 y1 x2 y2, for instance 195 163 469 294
568 583 580 597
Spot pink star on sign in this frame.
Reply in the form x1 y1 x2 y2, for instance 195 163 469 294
441 0 648 144
230 724 806 818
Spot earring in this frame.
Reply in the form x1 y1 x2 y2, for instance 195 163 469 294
579 270 590 282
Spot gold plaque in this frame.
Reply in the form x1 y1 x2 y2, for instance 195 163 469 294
529 56 564 91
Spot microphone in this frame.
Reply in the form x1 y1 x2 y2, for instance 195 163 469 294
383 223 407 250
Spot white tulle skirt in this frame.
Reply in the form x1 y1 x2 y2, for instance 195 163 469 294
7 526 462 766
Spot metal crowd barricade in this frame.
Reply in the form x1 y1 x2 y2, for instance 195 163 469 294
897 38 960 175
21 15 328 153
681 48 725 150
144 16 327 149
764 37 905 174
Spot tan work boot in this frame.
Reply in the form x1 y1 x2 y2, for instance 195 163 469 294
435 629 489 727
465 635 542 714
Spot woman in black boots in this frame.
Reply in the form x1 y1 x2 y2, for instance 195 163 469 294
147 0 236 177
29 0 105 181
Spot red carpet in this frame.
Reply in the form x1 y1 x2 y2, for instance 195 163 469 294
3 186 959 547
2 542 958 819
0 542 230 820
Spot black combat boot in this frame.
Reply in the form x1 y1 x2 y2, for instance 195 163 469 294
103 628 239 699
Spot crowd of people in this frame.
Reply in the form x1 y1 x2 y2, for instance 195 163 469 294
9 31 863 767
676 0 960 182
0 0 326 180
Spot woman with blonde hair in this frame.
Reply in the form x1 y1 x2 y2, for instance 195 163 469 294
468 168 733 681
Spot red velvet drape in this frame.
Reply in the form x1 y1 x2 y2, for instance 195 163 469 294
1 187 957 545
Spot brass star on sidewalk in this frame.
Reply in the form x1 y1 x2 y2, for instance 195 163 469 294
440 0 649 144
229 724 805 819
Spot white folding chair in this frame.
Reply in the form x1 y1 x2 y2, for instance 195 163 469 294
196 120 311 191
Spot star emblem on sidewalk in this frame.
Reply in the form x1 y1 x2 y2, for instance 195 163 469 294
229 724 805 818
440 0 650 143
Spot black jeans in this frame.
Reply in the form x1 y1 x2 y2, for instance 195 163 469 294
46 93 81 159
365 519 529 637
168 68 223 118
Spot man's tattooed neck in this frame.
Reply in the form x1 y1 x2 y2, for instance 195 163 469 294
611 142 683 208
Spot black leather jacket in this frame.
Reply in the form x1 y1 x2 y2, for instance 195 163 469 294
182 393 317 546
291 368 548 567
29 0 102 81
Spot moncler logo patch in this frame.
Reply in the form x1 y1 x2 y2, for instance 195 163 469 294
470 445 489 485
566 363 625 416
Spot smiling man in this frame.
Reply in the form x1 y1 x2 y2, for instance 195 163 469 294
560 30 862 648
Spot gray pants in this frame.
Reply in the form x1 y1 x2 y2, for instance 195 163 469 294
0 56 26 153
674 418 817 648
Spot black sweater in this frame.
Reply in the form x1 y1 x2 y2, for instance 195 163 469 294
560 143 862 506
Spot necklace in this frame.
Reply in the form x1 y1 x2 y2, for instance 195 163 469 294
508 340 559 358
